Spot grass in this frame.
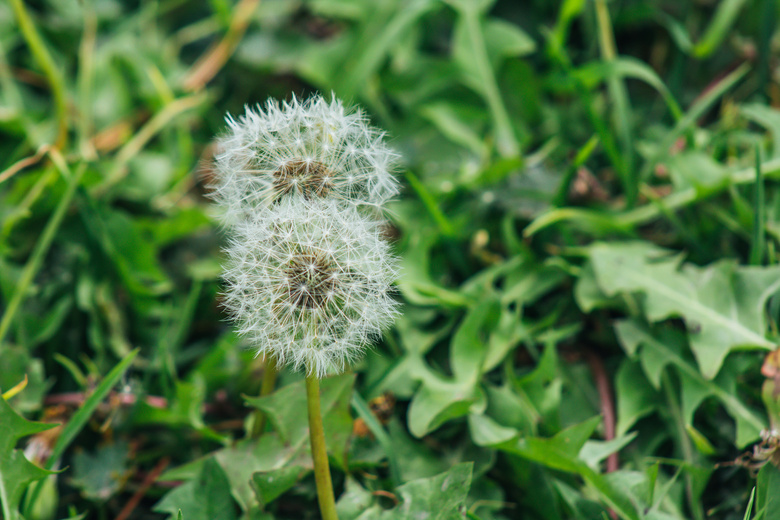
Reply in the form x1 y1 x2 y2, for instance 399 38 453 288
2 1 780 519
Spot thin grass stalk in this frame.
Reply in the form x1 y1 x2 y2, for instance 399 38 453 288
9 0 68 148
0 160 85 346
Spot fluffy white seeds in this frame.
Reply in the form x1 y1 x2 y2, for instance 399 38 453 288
213 94 399 225
221 197 399 378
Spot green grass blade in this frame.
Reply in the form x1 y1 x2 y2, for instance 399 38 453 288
405 170 455 237
0 162 85 346
8 0 68 148
594 0 635 205
351 392 401 487
743 487 756 520
692 0 749 58
750 146 766 265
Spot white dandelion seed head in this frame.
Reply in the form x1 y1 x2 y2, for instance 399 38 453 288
221 197 400 378
212 93 400 226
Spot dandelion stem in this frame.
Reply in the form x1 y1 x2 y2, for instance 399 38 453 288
306 374 339 520
251 355 278 437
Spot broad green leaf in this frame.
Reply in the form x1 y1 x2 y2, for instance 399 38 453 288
214 436 288 511
443 0 494 13
483 18 536 64
407 373 483 437
451 294 500 382
70 442 130 502
514 342 562 433
575 261 620 313
553 478 610 519
387 420 449 481
615 320 765 446
356 463 473 520
251 465 306 506
78 203 171 296
467 413 518 447
419 102 488 157
579 433 637 470
666 151 730 194
121 152 176 200
484 382 538 435
374 313 453 399
501 418 641 520
0 396 57 520
154 458 238 520
408 294 504 437
158 434 292 513
132 378 226 444
245 373 354 468
482 304 528 374
615 361 657 436
395 227 469 307
589 242 780 378
135 207 211 248
756 464 780 519
336 478 374 520
742 104 780 159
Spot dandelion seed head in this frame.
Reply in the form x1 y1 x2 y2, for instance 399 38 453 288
212 94 399 225
221 197 400 377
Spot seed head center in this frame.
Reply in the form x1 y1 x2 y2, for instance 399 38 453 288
273 159 335 200
282 253 340 311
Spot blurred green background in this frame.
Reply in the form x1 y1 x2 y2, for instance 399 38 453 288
3 0 780 519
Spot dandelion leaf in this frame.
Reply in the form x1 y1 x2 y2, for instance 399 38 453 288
354 463 473 520
245 373 354 468
615 319 765 446
757 464 780 519
0 396 57 520
589 241 780 378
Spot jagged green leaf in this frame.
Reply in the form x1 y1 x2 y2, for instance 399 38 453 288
589 242 780 378
615 319 765 446
245 373 354 468
0 396 57 520
356 463 473 520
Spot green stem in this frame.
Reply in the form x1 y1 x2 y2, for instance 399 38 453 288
9 0 68 149
306 374 339 520
251 355 278 438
